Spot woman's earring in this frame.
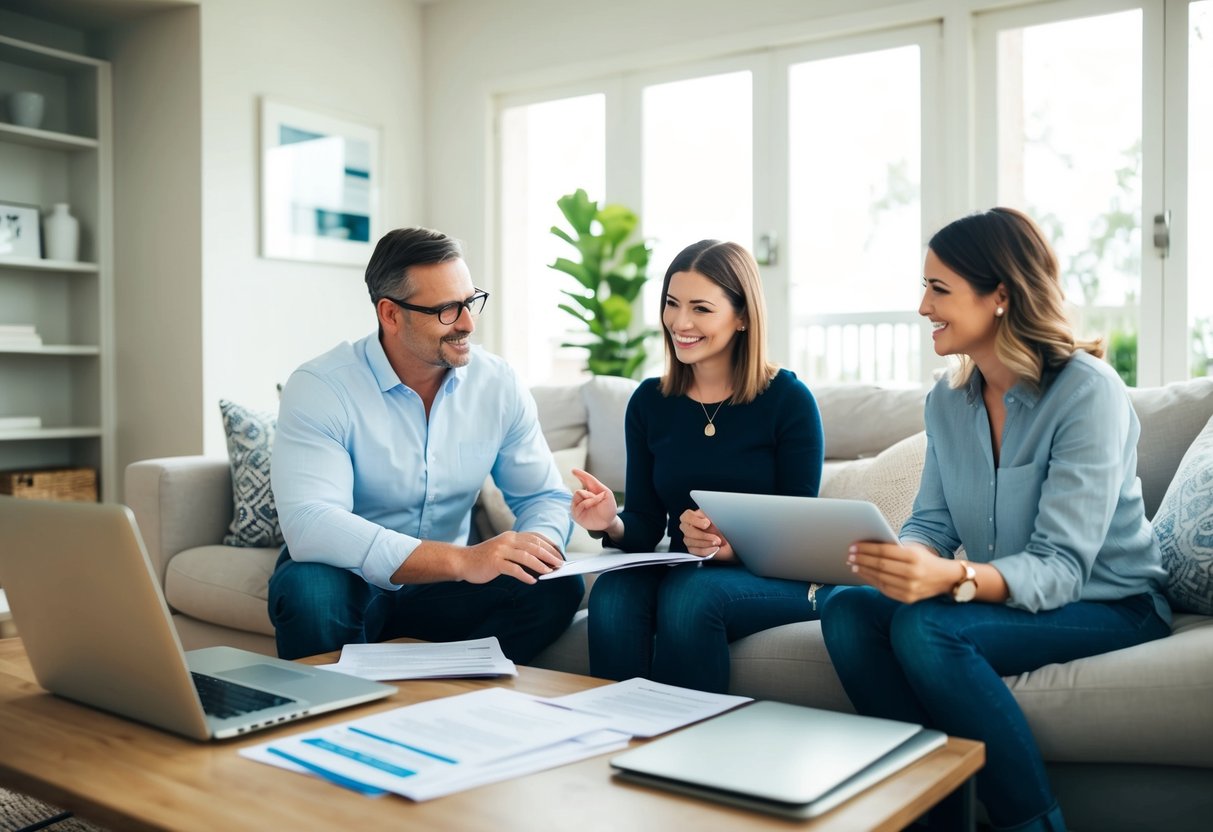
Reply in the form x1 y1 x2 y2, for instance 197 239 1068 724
995 307 1005 318
739 325 747 331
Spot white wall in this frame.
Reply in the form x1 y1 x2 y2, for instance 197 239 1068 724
108 5 205 480
198 0 426 454
421 0 927 353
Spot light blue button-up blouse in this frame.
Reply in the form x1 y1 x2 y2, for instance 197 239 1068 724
899 350 1170 621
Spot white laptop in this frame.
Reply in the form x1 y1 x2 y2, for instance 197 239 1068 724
610 700 946 819
690 490 898 585
0 498 394 740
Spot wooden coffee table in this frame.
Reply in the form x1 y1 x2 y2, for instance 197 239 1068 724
0 637 983 831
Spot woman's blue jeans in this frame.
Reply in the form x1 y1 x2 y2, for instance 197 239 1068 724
268 548 584 663
820 587 1169 831
588 561 832 693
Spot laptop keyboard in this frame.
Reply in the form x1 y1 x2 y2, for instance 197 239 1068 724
191 672 294 720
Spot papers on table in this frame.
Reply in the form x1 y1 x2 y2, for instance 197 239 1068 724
539 550 711 580
543 677 752 738
241 687 629 800
316 638 516 681
241 678 753 800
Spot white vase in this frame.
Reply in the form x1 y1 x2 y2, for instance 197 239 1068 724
7 91 45 129
42 203 79 262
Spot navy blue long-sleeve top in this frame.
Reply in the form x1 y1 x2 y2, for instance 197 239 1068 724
613 368 825 553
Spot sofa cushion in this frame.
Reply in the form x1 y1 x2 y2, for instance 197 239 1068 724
1010 613 1213 768
1128 377 1213 519
530 383 588 452
581 375 638 493
819 431 926 533
165 545 278 635
812 384 926 460
219 400 283 548
1152 413 1213 615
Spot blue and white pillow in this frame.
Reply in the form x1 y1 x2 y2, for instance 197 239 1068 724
1153 413 1213 615
219 399 284 548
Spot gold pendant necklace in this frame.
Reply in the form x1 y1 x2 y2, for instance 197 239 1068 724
700 399 725 437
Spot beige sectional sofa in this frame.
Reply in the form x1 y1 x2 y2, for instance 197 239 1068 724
126 374 1213 831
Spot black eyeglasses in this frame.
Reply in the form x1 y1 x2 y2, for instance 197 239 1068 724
381 289 489 325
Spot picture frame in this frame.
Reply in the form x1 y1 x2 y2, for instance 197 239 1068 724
0 201 42 259
259 98 381 266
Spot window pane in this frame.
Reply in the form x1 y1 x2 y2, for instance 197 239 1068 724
499 94 605 384
1190 0 1213 378
787 46 923 385
996 10 1142 384
642 71 752 336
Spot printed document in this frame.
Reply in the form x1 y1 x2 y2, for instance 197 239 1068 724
241 687 625 800
546 678 752 737
539 550 711 580
316 637 516 681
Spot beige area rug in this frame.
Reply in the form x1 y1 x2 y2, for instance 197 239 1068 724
0 788 107 832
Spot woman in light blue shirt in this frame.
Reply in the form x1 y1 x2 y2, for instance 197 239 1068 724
821 208 1171 832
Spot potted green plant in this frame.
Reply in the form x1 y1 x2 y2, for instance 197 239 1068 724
550 189 654 379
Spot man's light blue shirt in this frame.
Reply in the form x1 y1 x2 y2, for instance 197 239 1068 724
271 334 573 591
900 350 1170 621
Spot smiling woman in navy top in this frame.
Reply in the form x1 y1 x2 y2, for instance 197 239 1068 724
821 208 1171 832
570 240 826 694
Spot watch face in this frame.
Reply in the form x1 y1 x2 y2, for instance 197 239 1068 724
954 580 978 603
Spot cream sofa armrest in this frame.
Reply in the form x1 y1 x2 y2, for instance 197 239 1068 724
125 456 235 588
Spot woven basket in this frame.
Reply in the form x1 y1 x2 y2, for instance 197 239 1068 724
0 467 98 502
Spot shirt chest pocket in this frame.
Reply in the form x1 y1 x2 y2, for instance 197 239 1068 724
995 463 1044 552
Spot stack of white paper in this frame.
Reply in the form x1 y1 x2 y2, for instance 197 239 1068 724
242 687 628 800
542 677 752 738
240 678 753 800
317 637 517 681
539 550 712 580
0 324 42 348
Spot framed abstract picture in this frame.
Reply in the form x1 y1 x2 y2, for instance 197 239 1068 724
0 201 42 259
259 98 380 266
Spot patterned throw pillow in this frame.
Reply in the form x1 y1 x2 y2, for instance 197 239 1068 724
219 399 284 548
1153 413 1213 615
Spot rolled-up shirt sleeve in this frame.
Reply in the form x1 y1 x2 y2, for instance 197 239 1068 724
272 370 417 590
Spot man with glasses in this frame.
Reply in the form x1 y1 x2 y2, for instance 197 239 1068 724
268 227 583 661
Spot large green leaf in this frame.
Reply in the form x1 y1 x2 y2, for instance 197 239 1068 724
623 241 652 269
550 226 576 247
557 189 597 235
557 303 589 323
597 204 638 249
601 295 633 331
549 257 595 290
622 350 647 379
559 289 600 313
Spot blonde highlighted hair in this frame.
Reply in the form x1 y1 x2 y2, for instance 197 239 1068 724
929 207 1103 390
658 240 777 404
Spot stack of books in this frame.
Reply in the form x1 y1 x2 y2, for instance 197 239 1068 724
0 324 42 348
0 416 42 431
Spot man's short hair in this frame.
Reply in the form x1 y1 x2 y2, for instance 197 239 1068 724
365 227 464 304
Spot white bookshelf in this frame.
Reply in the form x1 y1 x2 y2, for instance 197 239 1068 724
0 33 113 500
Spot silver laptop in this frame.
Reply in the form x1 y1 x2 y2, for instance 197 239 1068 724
0 497 393 740
610 700 946 819
690 490 898 585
